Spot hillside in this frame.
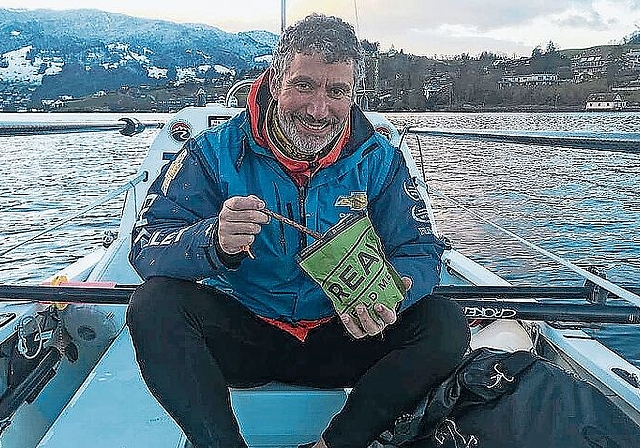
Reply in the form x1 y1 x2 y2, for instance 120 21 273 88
0 8 277 111
1 8 639 112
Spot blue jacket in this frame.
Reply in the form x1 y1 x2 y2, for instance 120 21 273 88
129 106 445 323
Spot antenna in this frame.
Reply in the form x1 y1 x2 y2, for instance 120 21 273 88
353 0 361 37
281 0 286 33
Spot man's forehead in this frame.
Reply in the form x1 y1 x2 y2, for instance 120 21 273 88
286 53 355 80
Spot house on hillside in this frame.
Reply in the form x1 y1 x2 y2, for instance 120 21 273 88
572 50 609 81
585 93 626 111
497 73 558 88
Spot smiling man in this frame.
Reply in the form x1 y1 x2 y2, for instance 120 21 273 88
127 13 470 448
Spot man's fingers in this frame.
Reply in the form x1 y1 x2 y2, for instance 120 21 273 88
219 234 255 254
373 303 397 325
224 195 266 212
340 313 367 339
355 305 382 336
402 276 413 291
222 222 262 235
218 196 270 255
340 304 398 339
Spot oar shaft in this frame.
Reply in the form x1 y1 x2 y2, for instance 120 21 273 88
1 285 640 324
433 285 588 299
433 285 640 300
0 285 134 304
456 299 640 324
0 119 164 137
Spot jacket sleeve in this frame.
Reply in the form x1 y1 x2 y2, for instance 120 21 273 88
129 138 234 281
368 148 446 312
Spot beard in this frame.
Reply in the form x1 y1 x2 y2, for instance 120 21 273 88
276 110 346 158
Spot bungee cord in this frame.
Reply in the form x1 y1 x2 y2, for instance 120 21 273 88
414 176 640 307
0 171 148 258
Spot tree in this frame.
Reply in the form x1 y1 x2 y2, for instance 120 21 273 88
531 46 543 59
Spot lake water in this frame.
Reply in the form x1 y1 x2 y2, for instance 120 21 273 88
0 110 639 366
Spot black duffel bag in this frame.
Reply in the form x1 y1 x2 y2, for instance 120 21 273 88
376 347 640 448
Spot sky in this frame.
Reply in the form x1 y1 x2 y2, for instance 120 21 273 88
2 0 640 57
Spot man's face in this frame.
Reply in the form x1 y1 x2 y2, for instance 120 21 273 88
270 52 354 157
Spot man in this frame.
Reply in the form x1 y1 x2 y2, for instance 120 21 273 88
127 13 469 448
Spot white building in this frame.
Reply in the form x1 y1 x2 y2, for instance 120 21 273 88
585 93 626 111
498 73 558 88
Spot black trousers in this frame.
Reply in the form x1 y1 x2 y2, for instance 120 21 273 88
126 277 470 448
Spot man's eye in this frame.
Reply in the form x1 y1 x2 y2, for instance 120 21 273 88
329 88 348 99
295 82 313 92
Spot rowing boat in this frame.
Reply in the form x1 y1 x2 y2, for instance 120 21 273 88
1 99 639 447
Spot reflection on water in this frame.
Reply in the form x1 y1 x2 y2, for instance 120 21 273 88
0 111 639 365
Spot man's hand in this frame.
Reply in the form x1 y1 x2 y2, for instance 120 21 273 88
217 195 269 255
340 276 412 339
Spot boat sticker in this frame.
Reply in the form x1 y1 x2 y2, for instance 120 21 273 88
208 115 232 128
161 149 188 195
375 125 393 141
334 192 368 211
169 120 192 142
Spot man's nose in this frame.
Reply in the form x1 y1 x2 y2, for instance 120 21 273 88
306 91 330 120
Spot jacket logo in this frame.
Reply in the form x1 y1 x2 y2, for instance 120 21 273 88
335 192 368 211
161 149 188 194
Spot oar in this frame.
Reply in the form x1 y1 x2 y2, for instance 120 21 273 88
1 284 640 324
453 299 640 324
0 285 135 304
406 127 640 153
431 285 640 300
0 118 164 137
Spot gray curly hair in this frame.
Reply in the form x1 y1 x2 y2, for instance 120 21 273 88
270 13 364 97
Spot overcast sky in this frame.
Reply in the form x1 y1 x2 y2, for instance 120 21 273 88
2 1 639 57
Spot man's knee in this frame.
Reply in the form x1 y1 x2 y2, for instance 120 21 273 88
407 296 471 357
126 277 190 344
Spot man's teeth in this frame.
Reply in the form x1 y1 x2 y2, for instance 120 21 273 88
301 119 326 130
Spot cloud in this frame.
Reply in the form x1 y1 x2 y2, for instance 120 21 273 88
9 0 640 56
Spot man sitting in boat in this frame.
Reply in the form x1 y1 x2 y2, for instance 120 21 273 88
126 13 470 448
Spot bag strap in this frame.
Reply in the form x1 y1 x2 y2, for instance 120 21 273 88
487 350 537 389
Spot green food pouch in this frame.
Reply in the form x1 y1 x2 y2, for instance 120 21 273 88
297 213 406 321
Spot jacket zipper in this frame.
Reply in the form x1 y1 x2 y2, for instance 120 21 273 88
289 182 308 320
296 183 308 249
273 183 287 254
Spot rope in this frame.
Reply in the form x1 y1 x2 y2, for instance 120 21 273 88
0 171 148 258
414 177 640 308
17 315 43 360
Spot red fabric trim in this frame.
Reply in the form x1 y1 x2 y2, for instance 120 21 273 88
259 316 333 342
247 72 269 148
